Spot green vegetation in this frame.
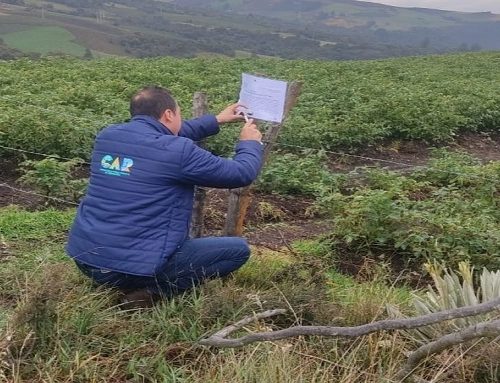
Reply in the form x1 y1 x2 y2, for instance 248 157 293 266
0 52 499 382
1 26 86 56
0 53 498 271
315 150 500 270
1 207 498 382
19 157 88 203
2 0 499 61
257 151 337 196
1 52 499 160
0 208 383 380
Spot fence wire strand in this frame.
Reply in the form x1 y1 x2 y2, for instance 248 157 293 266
0 182 80 206
2 141 419 169
1 137 496 183
0 111 498 210
0 145 91 165
0 100 495 175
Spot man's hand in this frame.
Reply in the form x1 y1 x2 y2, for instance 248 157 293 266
216 103 246 124
240 119 262 143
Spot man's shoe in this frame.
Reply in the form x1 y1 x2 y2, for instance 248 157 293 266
120 288 158 309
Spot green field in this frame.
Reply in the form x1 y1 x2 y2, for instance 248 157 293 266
1 25 86 56
0 52 498 159
0 53 499 382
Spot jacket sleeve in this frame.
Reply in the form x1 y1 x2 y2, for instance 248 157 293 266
179 139 264 188
179 115 220 141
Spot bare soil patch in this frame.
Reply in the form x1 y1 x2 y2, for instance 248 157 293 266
197 188 330 247
0 160 43 209
327 132 500 172
245 220 333 250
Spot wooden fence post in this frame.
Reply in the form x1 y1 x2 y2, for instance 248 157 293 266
190 92 208 238
224 81 303 236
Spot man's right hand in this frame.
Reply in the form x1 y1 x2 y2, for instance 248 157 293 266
239 119 262 143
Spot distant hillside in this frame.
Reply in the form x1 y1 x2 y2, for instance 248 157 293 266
173 0 500 49
173 0 500 30
0 0 499 61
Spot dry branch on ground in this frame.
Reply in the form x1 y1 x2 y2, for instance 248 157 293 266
200 297 500 382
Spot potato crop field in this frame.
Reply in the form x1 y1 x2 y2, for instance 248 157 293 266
0 52 499 382
1 52 499 158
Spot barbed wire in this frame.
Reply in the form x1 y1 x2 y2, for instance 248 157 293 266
1 138 496 183
1 141 417 169
0 136 497 208
0 145 91 165
0 182 80 206
0 98 496 172
270 142 496 181
0 98 497 183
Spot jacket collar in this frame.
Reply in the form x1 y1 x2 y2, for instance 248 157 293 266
131 115 174 136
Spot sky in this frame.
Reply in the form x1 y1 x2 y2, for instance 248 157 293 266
361 0 500 13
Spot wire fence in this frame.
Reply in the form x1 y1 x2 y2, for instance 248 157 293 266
1 135 496 183
0 99 451 169
0 145 92 165
0 98 496 177
1 105 498 208
0 182 79 206
1 141 419 168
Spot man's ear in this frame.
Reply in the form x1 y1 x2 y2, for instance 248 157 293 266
162 108 174 122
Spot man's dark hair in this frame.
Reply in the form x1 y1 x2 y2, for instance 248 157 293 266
129 86 177 119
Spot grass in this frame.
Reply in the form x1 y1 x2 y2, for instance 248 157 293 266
1 26 86 57
1 206 498 382
0 13 127 56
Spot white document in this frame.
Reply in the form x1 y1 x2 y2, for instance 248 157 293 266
238 73 288 123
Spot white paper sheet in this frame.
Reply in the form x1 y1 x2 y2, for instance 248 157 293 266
238 73 288 123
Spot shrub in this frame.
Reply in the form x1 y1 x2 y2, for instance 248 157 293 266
256 150 339 196
18 157 88 204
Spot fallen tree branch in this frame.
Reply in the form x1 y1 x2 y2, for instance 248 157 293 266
395 319 500 382
199 297 500 348
209 309 287 341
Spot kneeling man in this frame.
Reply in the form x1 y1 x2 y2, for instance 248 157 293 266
66 86 263 303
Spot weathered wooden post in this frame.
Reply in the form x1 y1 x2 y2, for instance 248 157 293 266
190 92 208 238
224 81 303 236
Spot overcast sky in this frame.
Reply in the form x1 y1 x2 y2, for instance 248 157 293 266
361 0 500 13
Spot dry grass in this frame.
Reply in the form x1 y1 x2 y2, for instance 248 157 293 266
1 208 499 382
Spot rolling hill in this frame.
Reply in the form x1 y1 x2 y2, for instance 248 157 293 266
0 0 499 60
173 0 500 31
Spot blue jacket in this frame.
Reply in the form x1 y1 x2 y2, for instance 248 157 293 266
66 115 263 276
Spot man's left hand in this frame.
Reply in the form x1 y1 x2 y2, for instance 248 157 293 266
216 103 246 124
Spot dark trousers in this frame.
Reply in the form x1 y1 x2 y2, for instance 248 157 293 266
75 237 250 297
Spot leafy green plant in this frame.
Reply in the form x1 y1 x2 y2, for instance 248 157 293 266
256 150 338 196
18 157 88 203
